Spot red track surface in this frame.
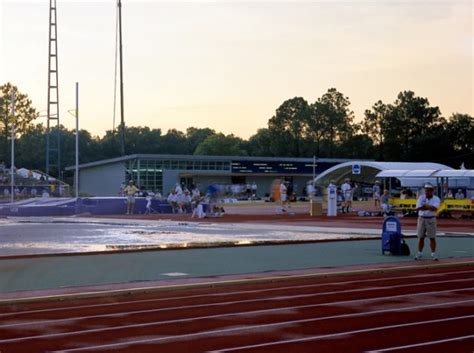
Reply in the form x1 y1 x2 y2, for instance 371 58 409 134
0 264 473 353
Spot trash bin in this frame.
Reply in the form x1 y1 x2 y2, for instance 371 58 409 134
310 200 322 216
381 216 402 255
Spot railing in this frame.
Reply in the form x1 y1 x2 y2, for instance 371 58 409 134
389 198 474 217
438 199 474 215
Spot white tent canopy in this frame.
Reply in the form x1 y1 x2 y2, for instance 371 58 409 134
377 169 474 179
376 169 439 178
433 170 474 178
376 168 474 190
314 161 450 187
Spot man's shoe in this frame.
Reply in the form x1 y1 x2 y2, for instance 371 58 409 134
414 253 422 261
431 254 439 261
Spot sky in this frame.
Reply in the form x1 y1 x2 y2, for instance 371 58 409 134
0 0 472 139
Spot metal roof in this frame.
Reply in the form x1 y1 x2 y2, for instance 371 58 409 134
65 154 353 171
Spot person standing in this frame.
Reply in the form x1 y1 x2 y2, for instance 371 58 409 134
306 182 315 200
251 181 257 199
372 181 381 208
414 183 441 261
279 180 288 213
380 189 392 217
123 180 139 215
246 183 252 199
340 178 352 213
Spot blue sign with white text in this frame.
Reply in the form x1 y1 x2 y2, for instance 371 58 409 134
352 164 361 174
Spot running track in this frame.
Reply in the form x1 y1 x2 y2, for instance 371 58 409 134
0 263 473 353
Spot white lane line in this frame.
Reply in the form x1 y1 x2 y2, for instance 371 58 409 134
2 268 473 318
0 262 474 310
365 334 474 352
49 314 474 352
161 272 189 277
208 316 474 353
1 277 472 329
1 295 472 344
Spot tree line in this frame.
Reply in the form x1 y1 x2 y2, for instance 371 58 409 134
1 82 473 178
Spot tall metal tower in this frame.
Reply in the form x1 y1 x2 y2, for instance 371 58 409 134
46 0 61 179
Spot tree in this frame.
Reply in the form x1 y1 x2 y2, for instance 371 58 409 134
159 129 188 154
0 83 38 164
445 113 474 167
383 91 442 161
194 133 247 156
338 134 375 159
98 130 123 160
306 103 327 157
123 126 162 154
59 127 101 168
15 124 46 170
185 127 216 154
247 128 275 156
310 88 356 157
362 100 392 160
268 97 310 157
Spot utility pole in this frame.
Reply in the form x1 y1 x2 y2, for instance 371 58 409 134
75 82 79 198
118 0 125 156
10 93 15 203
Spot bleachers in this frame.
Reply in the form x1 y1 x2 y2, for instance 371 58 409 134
0 167 70 201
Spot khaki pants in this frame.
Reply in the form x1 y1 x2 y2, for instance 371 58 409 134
417 217 437 239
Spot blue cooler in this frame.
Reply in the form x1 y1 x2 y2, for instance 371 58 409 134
382 216 402 255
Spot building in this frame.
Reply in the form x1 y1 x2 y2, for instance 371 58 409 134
65 154 351 197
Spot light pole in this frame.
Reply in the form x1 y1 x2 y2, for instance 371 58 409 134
67 82 79 198
10 93 15 203
75 82 79 198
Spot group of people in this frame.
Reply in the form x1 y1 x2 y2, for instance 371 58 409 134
121 180 211 217
445 189 466 200
166 184 202 215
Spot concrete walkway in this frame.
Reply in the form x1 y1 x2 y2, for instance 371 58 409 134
1 236 472 299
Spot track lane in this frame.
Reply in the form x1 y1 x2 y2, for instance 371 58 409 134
0 264 473 353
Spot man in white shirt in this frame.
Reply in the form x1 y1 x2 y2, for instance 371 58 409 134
372 181 381 208
279 180 288 213
414 183 441 261
306 182 315 200
251 182 257 199
167 190 179 214
454 189 465 200
340 179 352 213
177 190 192 213
380 189 392 217
175 183 183 195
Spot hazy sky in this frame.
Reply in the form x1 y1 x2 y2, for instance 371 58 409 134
1 0 472 139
